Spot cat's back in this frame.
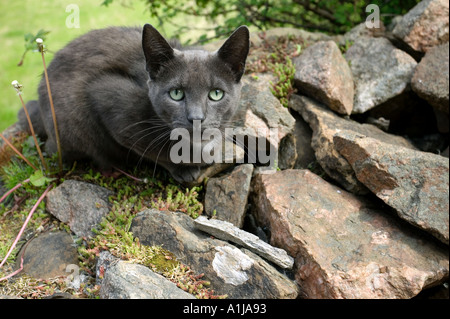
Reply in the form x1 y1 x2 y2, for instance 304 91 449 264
48 26 145 79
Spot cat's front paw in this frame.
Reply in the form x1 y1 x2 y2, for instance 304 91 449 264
170 165 202 185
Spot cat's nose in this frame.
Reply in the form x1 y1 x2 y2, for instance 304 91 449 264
187 112 206 123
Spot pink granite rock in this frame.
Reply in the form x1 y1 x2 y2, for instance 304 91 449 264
294 41 354 115
393 0 449 53
251 169 449 299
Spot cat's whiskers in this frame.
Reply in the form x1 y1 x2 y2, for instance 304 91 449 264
119 119 167 134
152 136 172 180
126 125 169 163
137 129 172 168
127 124 168 142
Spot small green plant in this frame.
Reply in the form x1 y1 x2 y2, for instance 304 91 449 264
151 184 204 218
17 29 50 67
269 57 297 108
245 34 300 107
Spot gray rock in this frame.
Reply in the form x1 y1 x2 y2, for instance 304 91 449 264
96 251 120 286
232 74 297 169
194 216 294 269
130 209 299 299
345 37 417 114
16 230 79 279
289 94 416 194
99 259 195 299
334 131 449 245
45 180 113 238
294 40 354 115
251 169 449 299
338 22 386 47
412 42 449 114
392 0 449 53
204 164 254 227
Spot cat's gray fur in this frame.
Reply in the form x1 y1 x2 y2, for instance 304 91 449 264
19 24 249 183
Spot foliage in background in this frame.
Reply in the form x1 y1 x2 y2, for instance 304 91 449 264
105 0 421 43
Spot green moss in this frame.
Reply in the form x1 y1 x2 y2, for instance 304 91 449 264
269 56 297 108
245 34 301 107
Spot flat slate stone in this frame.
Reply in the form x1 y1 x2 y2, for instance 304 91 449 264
194 216 294 269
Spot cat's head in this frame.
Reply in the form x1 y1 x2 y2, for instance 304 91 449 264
142 24 249 133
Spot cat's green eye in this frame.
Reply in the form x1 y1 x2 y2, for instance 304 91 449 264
169 89 185 101
208 89 224 101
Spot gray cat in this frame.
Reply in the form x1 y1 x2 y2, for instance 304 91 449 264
19 24 250 183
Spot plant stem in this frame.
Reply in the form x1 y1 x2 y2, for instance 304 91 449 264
0 178 30 205
0 133 37 170
40 50 63 173
114 166 144 182
0 255 24 281
18 94 48 171
0 184 53 271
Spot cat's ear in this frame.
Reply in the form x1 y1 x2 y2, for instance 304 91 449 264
142 24 174 79
217 26 250 82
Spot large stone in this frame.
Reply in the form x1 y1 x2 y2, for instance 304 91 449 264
294 40 354 115
130 209 299 299
289 94 416 194
345 37 417 114
231 74 297 169
45 180 113 238
16 230 79 279
194 216 294 269
99 258 195 299
204 164 253 227
334 131 449 245
412 42 449 114
393 0 449 53
338 22 386 47
251 169 449 299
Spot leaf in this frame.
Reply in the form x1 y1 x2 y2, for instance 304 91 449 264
29 170 54 187
101 0 114 6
